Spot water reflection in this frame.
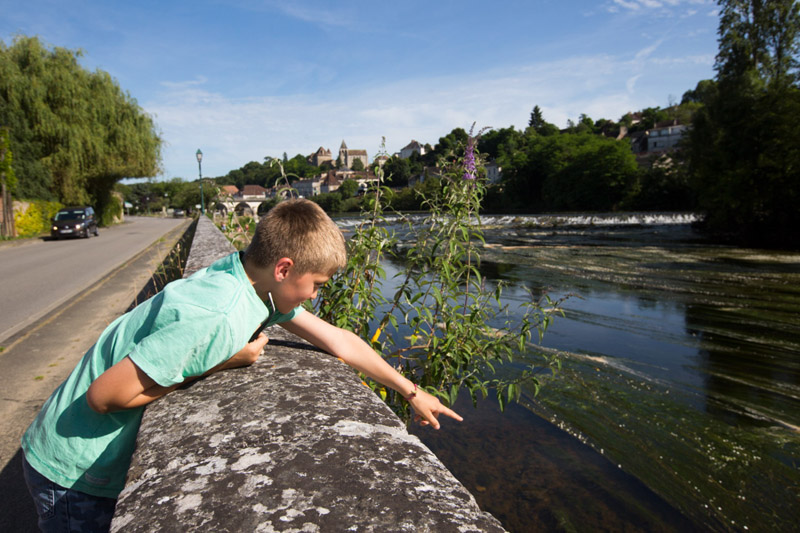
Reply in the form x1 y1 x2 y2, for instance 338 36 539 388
685 303 800 430
410 393 699 533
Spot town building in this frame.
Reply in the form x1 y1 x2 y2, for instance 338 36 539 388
338 140 368 170
646 121 688 153
219 185 239 197
308 147 333 167
485 161 502 184
320 172 342 194
293 178 321 198
239 184 268 200
399 140 426 159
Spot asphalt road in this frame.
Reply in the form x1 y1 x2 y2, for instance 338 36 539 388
0 216 185 344
0 216 192 533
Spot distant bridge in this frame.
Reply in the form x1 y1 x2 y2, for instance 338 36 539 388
213 197 273 220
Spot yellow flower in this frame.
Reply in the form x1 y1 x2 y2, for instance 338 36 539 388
371 327 382 343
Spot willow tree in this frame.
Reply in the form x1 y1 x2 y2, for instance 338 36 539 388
0 36 162 224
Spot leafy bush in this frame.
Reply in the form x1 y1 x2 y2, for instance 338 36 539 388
310 192 342 213
316 132 563 421
14 200 63 237
340 196 362 212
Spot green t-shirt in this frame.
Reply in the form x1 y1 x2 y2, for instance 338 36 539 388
22 252 301 498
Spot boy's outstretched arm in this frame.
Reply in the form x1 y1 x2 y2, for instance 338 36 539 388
281 312 463 429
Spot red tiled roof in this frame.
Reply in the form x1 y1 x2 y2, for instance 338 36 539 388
241 185 267 196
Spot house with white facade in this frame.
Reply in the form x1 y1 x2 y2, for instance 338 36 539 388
399 140 426 159
646 121 688 153
485 161 502 184
293 178 321 198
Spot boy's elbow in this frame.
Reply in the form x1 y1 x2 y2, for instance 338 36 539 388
85 385 111 414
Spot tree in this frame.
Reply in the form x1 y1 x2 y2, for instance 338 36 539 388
0 36 162 224
529 105 545 128
478 127 521 160
527 106 559 136
498 127 638 211
383 157 411 187
430 127 468 161
338 178 359 198
716 0 800 87
351 158 365 171
681 79 717 103
687 0 800 247
1 127 17 236
310 192 342 213
540 133 639 211
284 154 316 179
621 154 694 211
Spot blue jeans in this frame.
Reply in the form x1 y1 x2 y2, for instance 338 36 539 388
22 456 117 533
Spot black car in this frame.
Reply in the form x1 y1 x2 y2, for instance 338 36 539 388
51 206 99 239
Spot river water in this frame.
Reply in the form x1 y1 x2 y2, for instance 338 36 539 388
336 213 800 533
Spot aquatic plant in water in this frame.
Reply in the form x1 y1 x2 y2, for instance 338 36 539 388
316 132 564 421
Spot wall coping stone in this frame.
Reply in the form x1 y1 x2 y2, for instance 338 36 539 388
112 215 505 532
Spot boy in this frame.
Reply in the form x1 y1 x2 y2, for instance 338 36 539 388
22 199 461 532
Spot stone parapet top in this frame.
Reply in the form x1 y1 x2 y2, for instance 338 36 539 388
111 215 505 532
183 215 236 277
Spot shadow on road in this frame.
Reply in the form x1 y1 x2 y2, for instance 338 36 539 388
0 448 38 533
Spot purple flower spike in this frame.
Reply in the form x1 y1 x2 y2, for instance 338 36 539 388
463 135 476 180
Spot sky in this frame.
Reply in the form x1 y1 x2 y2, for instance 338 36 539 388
0 0 720 181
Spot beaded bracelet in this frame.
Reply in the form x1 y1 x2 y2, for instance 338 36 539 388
404 383 417 401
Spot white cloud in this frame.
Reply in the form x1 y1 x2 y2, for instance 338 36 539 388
613 0 641 10
650 54 714 66
612 0 713 13
626 74 642 93
641 0 663 8
146 50 702 178
160 76 209 90
257 0 360 31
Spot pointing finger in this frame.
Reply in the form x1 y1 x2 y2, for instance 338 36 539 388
441 405 463 422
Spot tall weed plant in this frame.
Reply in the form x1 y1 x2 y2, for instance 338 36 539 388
316 131 564 422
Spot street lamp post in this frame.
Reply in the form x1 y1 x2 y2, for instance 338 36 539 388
196 149 204 215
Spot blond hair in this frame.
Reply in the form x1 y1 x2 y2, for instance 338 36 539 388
245 199 346 275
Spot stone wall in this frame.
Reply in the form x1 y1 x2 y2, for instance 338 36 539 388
112 216 505 532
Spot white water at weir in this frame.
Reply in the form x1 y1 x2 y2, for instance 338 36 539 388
334 211 701 229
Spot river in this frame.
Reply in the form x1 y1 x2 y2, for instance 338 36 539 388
336 212 800 533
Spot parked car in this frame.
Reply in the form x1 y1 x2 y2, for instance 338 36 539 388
51 206 99 239
173 208 185 218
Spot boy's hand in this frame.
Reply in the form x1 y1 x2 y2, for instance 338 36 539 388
223 332 269 369
408 389 463 430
